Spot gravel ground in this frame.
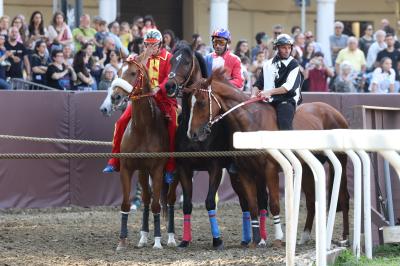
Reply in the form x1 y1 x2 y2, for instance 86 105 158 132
0 199 351 266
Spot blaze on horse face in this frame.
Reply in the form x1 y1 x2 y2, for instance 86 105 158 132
110 63 140 108
187 89 220 142
166 51 193 97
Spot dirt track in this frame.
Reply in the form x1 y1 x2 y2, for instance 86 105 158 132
0 200 349 266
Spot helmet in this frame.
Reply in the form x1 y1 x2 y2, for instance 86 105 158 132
211 28 231 42
144 29 162 44
273 34 294 49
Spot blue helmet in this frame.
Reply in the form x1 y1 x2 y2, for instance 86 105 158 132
211 28 231 42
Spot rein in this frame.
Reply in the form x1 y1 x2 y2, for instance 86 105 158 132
125 58 155 101
195 83 267 127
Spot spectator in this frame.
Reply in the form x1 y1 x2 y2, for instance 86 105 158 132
291 25 302 37
266 24 284 58
250 50 266 72
128 36 144 56
192 33 203 51
11 15 26 43
380 18 390 30
5 26 30 79
304 52 334 92
293 33 305 61
251 31 268 61
94 19 110 48
108 21 120 37
107 21 128 58
47 11 72 52
369 57 395 93
72 14 96 52
196 42 208 57
0 15 10 37
234 39 250 58
98 64 116 91
83 42 102 86
359 24 374 57
301 42 316 68
141 15 157 36
335 36 366 74
96 36 116 66
30 40 50 85
104 49 122 73
131 24 141 39
334 61 357 92
73 50 95 90
240 56 251 91
120 22 133 49
329 21 349 66
366 30 386 70
132 16 144 36
62 44 73 66
46 49 76 90
304 31 323 52
162 29 176 52
0 34 11 89
26 11 48 51
376 33 400 85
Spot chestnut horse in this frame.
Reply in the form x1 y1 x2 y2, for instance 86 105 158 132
110 56 176 250
165 41 269 248
185 68 350 245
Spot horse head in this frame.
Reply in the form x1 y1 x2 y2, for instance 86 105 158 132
110 55 150 109
166 41 203 98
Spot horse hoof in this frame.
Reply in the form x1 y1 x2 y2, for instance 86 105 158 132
153 236 163 249
212 238 224 250
298 230 311 245
240 241 250 247
116 238 128 251
177 240 190 249
167 233 177 247
137 231 148 248
258 239 267 247
153 243 163 249
249 242 258 249
273 239 283 248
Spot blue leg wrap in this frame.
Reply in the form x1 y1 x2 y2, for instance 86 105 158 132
119 213 129 239
208 209 220 238
242 211 251 243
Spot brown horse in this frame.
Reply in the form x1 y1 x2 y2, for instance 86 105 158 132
185 68 350 245
110 56 174 250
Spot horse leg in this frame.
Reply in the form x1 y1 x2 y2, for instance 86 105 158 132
256 174 268 246
238 172 261 247
177 166 193 248
265 166 283 247
299 165 315 245
337 153 350 244
150 165 165 249
138 171 151 248
230 172 251 246
166 173 179 247
116 165 134 251
205 165 224 250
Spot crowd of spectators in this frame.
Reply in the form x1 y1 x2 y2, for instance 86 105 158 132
0 10 398 94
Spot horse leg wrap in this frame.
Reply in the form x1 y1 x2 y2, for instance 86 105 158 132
273 215 284 240
208 210 220 239
141 206 150 232
242 211 251 244
251 219 261 244
259 209 268 240
119 212 129 239
154 213 161 237
168 205 175 234
182 214 192 242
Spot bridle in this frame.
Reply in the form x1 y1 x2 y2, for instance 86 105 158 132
168 52 196 93
192 82 267 131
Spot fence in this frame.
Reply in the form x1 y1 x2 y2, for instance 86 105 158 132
234 129 400 266
10 78 57 91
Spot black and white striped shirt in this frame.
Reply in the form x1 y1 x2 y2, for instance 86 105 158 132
254 55 303 105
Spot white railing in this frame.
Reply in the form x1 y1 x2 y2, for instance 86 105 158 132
233 129 400 266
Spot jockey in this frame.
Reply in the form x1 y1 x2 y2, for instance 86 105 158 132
205 28 244 89
103 29 178 184
252 33 303 130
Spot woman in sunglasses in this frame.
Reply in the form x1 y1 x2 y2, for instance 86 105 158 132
204 28 244 89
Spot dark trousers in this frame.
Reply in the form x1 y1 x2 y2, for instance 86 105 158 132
272 101 296 130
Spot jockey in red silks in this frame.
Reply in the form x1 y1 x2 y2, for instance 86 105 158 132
103 29 177 184
204 28 244 89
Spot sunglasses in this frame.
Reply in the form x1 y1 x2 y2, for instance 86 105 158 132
213 39 227 46
274 32 282 35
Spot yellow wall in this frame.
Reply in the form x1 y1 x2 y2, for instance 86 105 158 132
4 0 98 26
186 0 400 48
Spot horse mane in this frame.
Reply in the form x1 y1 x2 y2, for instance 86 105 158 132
173 40 207 78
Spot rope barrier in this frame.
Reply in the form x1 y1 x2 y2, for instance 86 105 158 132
0 134 112 146
0 150 268 160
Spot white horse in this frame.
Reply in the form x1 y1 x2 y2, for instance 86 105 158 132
99 85 128 116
